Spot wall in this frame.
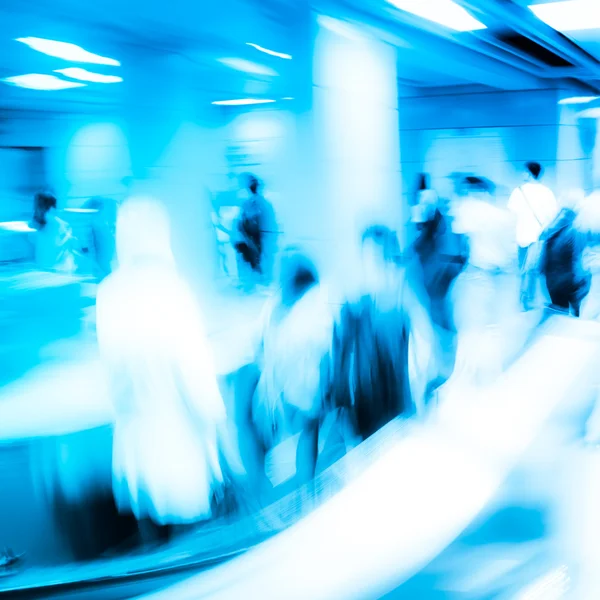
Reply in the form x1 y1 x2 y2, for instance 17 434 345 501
0 15 403 298
0 48 228 299
220 106 296 231
398 85 565 209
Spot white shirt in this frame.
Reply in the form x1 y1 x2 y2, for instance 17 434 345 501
452 196 515 271
33 213 74 272
508 182 558 248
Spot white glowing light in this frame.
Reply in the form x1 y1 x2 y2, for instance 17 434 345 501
211 99 276 106
0 221 35 233
578 107 600 118
55 68 123 84
387 0 486 32
246 43 292 60
530 1 600 32
217 58 278 77
17 37 120 66
3 74 86 91
282 97 295 100
559 95 599 105
64 208 99 214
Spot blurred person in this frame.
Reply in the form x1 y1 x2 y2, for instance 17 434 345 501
29 191 77 272
574 190 600 594
246 247 334 492
211 178 241 280
576 190 600 320
411 190 468 385
541 202 589 317
508 162 559 311
449 177 518 385
96 197 242 543
413 173 437 208
233 174 277 288
411 174 439 229
412 191 468 330
83 196 118 280
328 226 439 441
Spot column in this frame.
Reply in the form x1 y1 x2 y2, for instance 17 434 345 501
310 13 402 292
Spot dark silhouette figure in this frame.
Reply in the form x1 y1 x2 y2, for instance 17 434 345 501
234 174 276 277
542 208 590 316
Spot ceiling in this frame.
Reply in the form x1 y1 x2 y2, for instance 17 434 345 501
333 0 600 92
0 0 297 111
1 0 600 110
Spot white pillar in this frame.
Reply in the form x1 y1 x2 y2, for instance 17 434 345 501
311 15 402 292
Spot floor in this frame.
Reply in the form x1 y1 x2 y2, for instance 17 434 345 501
112 315 596 600
1 272 597 598
0 282 269 441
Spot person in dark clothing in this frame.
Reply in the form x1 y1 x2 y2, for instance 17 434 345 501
541 208 590 316
413 204 468 334
331 294 411 440
328 226 439 441
234 174 277 281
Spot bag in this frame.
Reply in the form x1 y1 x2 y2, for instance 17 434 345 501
543 218 591 302
331 295 410 439
419 212 469 297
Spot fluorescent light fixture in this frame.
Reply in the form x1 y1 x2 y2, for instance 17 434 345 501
282 97 295 100
578 107 600 118
16 37 120 66
530 1 600 32
246 43 292 60
559 95 599 105
3 73 86 91
64 208 99 214
387 0 486 32
217 58 278 76
55 68 123 84
212 98 276 106
0 221 35 233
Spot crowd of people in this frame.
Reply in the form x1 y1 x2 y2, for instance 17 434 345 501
21 162 600 551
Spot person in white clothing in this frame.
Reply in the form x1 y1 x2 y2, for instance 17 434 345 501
29 191 77 273
249 247 334 491
96 197 240 542
450 178 517 385
508 162 559 310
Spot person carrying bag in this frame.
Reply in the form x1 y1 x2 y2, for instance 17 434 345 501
518 186 549 309
509 162 559 311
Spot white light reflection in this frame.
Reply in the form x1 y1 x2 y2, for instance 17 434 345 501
3 74 86 91
387 0 486 32
63 208 99 214
16 37 120 66
211 99 276 106
578 107 600 118
246 42 292 60
530 1 600 32
217 58 278 77
0 221 35 233
559 96 599 105
55 68 123 84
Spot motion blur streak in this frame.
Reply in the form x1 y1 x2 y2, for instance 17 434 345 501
139 320 600 600
3 1 600 598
